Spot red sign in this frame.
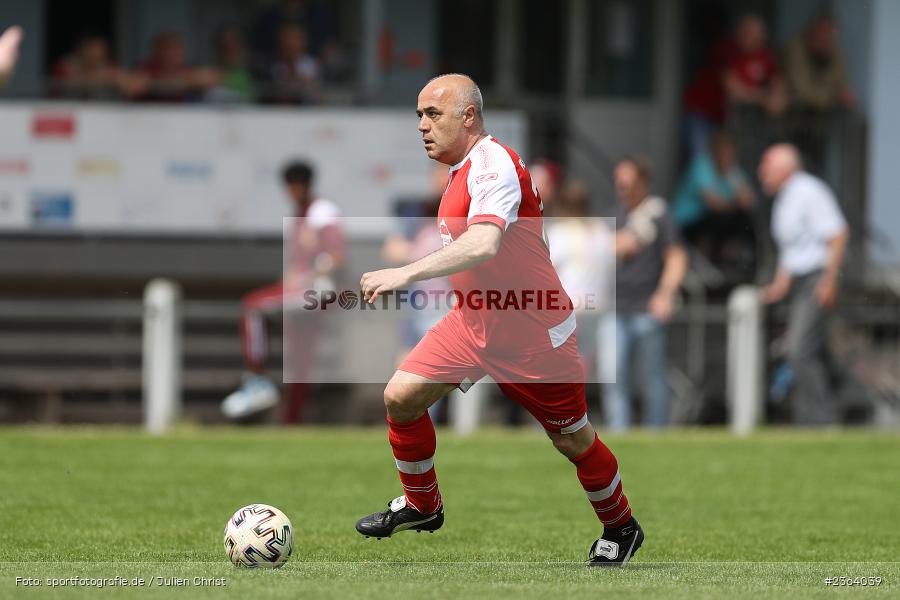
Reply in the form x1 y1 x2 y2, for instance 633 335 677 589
32 113 76 139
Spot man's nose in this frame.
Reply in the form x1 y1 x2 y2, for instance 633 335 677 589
418 116 429 132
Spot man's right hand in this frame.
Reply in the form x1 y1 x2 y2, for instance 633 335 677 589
762 271 792 304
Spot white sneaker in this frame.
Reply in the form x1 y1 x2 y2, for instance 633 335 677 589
222 375 280 419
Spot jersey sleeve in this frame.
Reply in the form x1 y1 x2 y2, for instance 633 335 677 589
465 146 522 231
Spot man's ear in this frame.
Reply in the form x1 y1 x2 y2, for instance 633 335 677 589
463 105 476 128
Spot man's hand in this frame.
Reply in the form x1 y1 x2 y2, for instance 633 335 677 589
762 270 792 304
0 26 23 88
648 289 676 322
360 267 412 304
815 273 839 309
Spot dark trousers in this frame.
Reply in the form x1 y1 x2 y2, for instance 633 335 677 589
786 271 838 425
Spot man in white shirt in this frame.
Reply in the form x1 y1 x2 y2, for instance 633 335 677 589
759 143 850 424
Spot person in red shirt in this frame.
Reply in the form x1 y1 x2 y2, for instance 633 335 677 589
354 74 643 566
132 31 217 102
683 14 787 156
723 14 788 116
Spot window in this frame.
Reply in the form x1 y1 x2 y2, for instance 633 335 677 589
586 0 655 99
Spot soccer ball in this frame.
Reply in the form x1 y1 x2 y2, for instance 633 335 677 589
223 504 293 568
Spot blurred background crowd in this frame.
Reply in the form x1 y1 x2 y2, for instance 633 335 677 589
1 0 898 432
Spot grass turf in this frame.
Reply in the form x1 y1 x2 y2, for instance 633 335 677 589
0 426 897 599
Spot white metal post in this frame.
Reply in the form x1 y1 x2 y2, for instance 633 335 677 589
727 285 764 435
143 278 183 434
449 377 493 435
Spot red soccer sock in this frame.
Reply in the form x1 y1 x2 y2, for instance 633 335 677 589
387 412 442 514
570 434 632 528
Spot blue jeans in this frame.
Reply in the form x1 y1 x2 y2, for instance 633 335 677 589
598 313 669 430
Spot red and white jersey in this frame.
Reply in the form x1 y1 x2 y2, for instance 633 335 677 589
437 135 575 355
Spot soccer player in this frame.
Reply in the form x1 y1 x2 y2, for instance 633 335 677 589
356 74 643 566
222 161 344 422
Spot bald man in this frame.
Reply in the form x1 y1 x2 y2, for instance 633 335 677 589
759 144 849 424
0 26 23 91
356 74 644 566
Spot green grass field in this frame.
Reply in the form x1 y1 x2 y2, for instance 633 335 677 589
1 426 898 599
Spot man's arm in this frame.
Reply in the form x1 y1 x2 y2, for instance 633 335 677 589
360 222 501 303
815 228 850 308
762 268 792 304
648 245 688 321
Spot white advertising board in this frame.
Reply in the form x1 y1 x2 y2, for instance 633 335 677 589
0 103 525 236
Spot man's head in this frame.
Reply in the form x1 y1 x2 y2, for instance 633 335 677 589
530 159 563 207
75 33 110 69
282 161 314 207
416 73 484 165
614 157 651 208
214 24 246 67
277 23 309 62
758 143 801 195
734 14 767 53
808 15 837 55
152 32 186 70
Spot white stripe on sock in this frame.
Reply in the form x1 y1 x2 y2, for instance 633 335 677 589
395 455 434 475
585 471 621 502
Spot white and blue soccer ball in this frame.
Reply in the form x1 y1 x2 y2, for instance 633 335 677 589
224 504 293 568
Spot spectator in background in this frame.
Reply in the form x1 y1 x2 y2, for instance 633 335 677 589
382 165 450 365
683 36 733 157
0 25 23 91
599 158 688 431
382 166 451 421
206 24 255 103
683 14 786 157
672 131 756 268
529 158 563 213
51 33 128 100
261 23 321 104
546 182 615 375
759 144 849 425
223 161 344 424
723 14 788 118
784 15 855 113
133 31 217 102
252 0 335 60
783 14 856 175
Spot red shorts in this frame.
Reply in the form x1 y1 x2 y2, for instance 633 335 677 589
399 309 588 434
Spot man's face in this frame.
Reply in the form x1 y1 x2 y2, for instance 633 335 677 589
757 149 789 195
614 162 644 205
286 181 310 207
416 83 467 165
736 17 766 53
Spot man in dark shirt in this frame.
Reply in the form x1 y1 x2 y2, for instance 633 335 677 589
600 158 688 430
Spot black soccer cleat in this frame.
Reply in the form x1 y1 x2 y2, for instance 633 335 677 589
355 496 444 539
587 517 644 567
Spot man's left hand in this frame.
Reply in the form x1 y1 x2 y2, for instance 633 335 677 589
648 289 676 322
360 267 412 303
815 273 839 308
